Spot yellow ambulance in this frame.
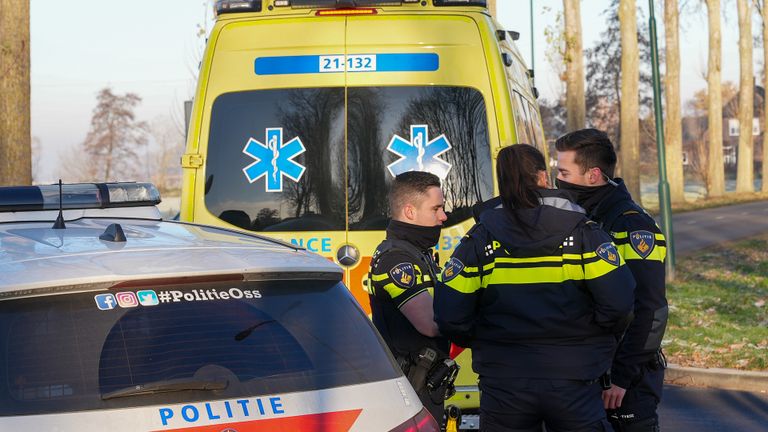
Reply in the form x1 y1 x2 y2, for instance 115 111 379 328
180 0 546 421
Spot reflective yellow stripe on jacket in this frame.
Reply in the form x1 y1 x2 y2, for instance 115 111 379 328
441 250 626 294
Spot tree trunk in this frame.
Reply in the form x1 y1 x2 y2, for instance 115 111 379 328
664 0 685 204
487 0 496 17
0 0 32 186
762 1 768 193
706 0 725 197
736 0 754 193
619 0 641 201
564 0 585 131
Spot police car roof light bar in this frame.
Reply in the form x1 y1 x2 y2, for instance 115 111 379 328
0 182 161 213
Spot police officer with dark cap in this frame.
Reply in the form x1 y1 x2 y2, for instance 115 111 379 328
368 171 453 423
556 128 668 432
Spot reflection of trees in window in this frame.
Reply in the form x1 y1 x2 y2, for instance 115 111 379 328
397 88 490 213
278 89 344 221
347 88 387 223
253 208 280 230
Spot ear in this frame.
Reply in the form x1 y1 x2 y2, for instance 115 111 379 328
537 170 550 188
403 204 416 222
587 167 601 186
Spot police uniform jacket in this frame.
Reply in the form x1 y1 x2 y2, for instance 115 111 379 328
368 221 450 361
587 179 668 390
434 190 635 381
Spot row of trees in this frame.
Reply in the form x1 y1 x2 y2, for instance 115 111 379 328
554 0 768 204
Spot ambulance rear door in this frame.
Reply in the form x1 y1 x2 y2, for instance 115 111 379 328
343 11 497 310
196 15 349 269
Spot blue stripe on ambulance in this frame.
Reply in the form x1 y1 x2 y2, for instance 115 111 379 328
254 53 439 75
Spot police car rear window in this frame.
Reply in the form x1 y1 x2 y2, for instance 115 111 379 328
204 86 493 232
0 280 398 416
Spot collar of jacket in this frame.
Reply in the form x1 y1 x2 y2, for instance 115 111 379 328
472 189 586 221
588 178 635 221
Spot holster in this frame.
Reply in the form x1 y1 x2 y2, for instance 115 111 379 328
402 347 460 401
406 347 438 393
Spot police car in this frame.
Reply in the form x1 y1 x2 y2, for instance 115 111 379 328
0 182 438 431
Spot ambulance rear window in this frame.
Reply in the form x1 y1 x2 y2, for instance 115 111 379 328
0 279 398 416
204 86 492 232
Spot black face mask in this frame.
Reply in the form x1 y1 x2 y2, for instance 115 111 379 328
388 220 443 250
555 178 597 205
555 178 614 213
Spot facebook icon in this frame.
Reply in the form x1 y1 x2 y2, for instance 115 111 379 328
95 294 117 310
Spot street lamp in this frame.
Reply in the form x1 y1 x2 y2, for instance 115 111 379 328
648 0 676 281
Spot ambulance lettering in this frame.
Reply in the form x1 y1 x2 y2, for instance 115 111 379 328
290 237 332 253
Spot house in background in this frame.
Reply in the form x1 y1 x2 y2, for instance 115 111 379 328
682 84 765 178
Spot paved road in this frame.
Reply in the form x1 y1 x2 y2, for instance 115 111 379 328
670 200 768 256
659 385 768 431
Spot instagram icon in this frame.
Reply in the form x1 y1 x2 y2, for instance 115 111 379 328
116 292 139 308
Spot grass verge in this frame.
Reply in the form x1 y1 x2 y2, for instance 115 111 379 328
663 235 768 371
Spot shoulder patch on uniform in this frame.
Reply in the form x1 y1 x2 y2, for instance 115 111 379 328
389 262 416 289
596 242 621 266
441 257 465 282
629 230 655 259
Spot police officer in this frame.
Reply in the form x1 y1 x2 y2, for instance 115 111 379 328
368 171 451 423
555 129 668 432
435 144 635 432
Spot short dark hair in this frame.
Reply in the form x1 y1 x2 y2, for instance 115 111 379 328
555 128 617 177
496 144 547 210
388 171 441 216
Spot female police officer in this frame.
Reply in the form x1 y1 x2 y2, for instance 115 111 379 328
434 144 635 432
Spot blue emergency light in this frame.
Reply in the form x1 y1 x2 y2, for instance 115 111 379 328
0 182 161 212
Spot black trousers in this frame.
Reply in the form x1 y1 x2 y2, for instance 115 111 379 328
607 366 664 432
479 377 613 432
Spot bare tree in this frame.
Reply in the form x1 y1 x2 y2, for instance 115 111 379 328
760 0 768 192
564 0 586 131
705 0 726 197
149 117 185 194
619 0 642 200
664 0 685 203
57 144 99 182
736 0 754 192
688 82 739 188
0 0 31 186
82 88 149 182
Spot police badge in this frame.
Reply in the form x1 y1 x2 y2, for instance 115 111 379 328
441 257 465 282
389 262 416 289
629 230 655 259
596 242 621 266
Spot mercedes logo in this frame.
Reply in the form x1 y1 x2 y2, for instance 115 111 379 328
337 244 360 267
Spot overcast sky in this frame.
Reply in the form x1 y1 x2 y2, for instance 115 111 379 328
30 0 754 182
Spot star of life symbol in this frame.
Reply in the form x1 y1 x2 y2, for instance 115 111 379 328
386 125 452 179
242 128 306 192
